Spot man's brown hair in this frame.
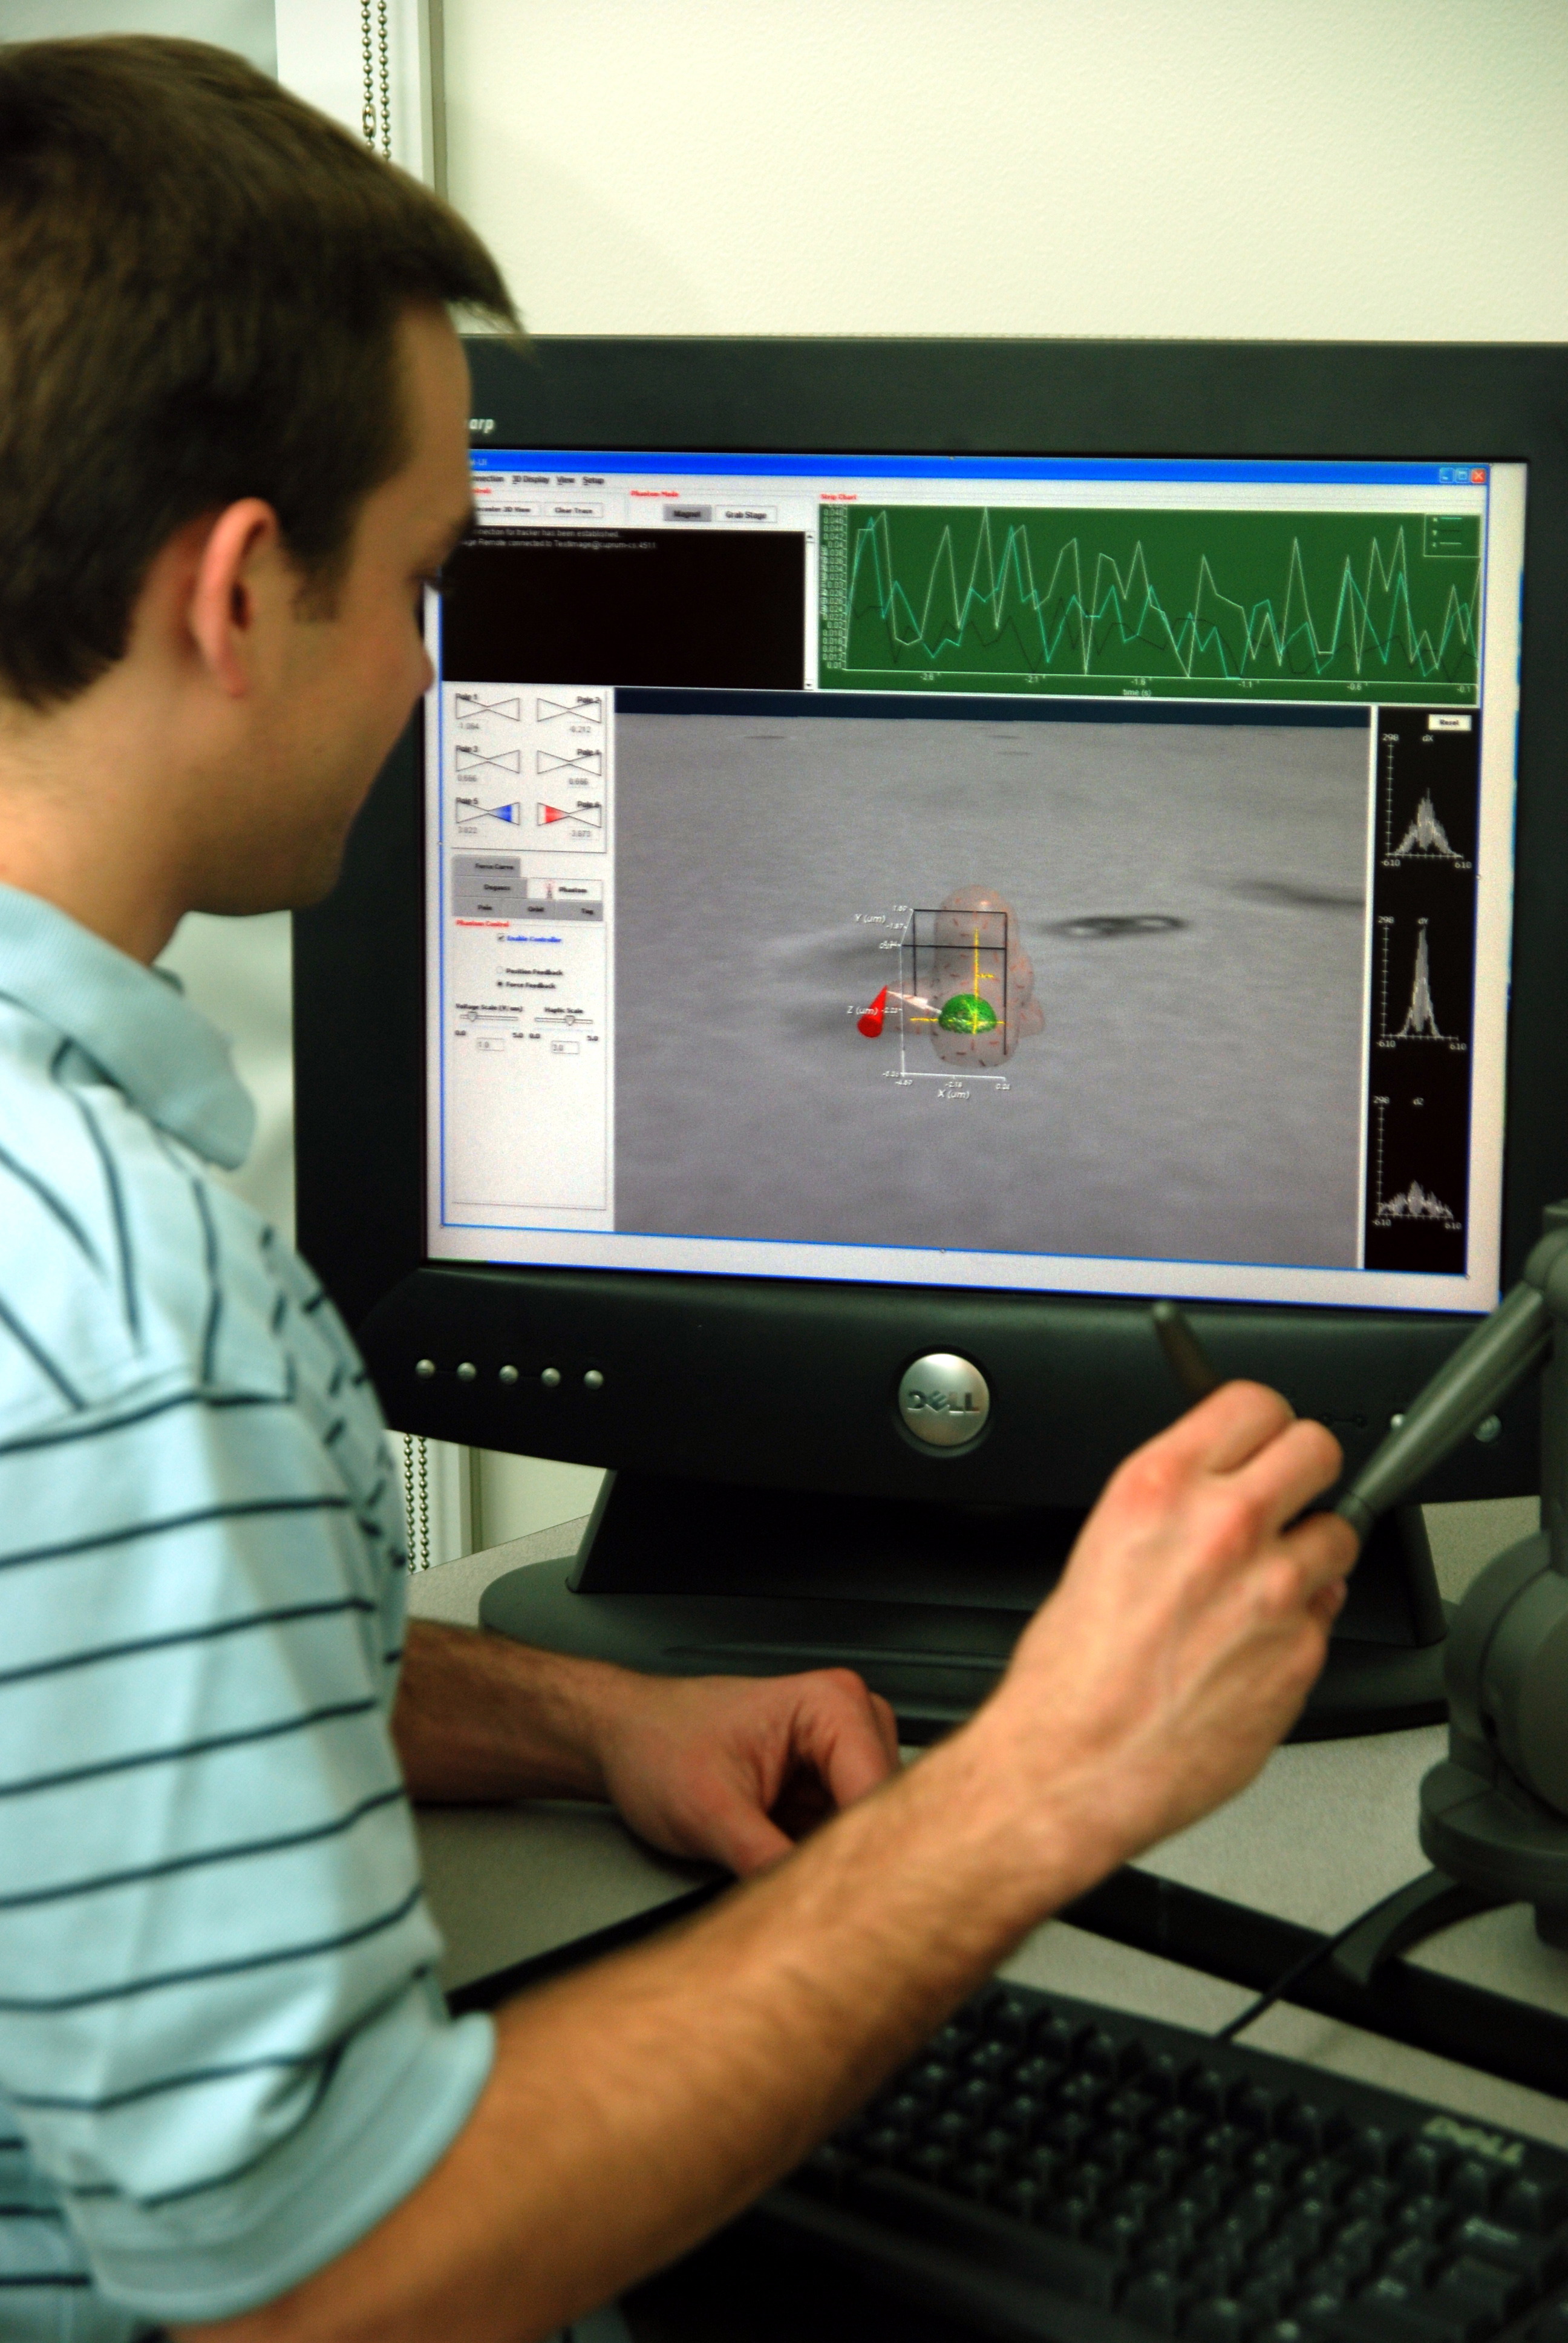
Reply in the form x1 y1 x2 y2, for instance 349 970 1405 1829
0 35 517 706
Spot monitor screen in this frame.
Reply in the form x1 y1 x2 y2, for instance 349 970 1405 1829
423 450 1524 1320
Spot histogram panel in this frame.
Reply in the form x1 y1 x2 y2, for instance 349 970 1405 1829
818 505 1481 705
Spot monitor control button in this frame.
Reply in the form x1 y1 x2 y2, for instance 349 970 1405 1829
456 1362 477 1382
414 1358 436 1378
498 1365 519 1385
541 1367 562 1389
898 1353 990 1449
583 1369 604 1392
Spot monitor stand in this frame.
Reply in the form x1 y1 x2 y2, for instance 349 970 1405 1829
478 1472 1447 1743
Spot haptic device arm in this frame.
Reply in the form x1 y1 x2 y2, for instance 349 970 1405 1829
1160 1210 1568 1946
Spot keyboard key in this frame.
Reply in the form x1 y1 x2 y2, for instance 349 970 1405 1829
1279 2098 1342 2152
1346 2177 1402 2220
1011 2053 1064 2097
1045 2194 1095 2240
1451 2216 1564 2285
1184 2068 1236 2119
988 1990 1036 2042
1500 2177 1567 2233
797 2143 854 2203
1078 2027 1126 2076
1143 2053 1183 2102
1434 2252 1531 2321
1345 2275 1478 2343
1396 2194 1454 2243
1347 2125 1410 2175
1183 2296 1249 2340
1233 2085 1287 2135
1123 2270 1188 2331
1445 2161 1498 2217
952 2077 999 2119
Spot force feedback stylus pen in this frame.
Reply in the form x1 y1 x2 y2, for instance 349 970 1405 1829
1150 1300 1223 1406
1152 1286 1553 1550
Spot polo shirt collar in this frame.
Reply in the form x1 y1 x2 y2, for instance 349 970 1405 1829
0 883 255 1170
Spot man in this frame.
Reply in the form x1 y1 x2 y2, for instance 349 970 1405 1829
0 36 1356 2343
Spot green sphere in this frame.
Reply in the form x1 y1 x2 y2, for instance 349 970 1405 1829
937 993 998 1035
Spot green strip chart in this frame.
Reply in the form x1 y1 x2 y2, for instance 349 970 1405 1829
818 504 1481 704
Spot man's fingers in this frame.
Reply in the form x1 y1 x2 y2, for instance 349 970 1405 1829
1281 1506 1359 1598
704 1795 796 1878
1154 1379 1296 1476
1228 1414 1347 1541
788 1671 902 1812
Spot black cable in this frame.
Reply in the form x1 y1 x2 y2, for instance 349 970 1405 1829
1214 1870 1428 2042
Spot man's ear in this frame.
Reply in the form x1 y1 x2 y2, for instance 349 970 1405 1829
185 499 287 699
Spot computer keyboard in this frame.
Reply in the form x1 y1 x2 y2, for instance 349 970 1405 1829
759 1981 1568 2343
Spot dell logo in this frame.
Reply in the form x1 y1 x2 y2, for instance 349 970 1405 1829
898 1353 991 1449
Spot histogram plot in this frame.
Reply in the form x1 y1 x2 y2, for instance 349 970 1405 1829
1367 1092 1466 1273
1397 922 1444 1040
1377 918 1454 1043
1391 792 1463 859
820 505 1481 705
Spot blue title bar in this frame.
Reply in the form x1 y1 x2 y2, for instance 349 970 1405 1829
470 447 1489 488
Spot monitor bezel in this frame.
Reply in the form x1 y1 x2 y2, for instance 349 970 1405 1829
293 336 1568 1509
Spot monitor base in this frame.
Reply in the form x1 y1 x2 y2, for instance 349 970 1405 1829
478 1467 1448 1743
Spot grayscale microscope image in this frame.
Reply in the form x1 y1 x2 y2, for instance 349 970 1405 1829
612 710 1370 1269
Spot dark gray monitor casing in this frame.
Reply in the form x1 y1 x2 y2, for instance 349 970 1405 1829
293 338 1568 1740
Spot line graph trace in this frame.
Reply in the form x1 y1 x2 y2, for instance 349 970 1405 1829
820 504 1481 705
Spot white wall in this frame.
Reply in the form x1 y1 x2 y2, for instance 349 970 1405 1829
443 0 1568 341
0 0 275 69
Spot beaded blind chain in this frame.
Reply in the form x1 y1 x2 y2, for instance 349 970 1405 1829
359 0 392 158
401 1435 433 1571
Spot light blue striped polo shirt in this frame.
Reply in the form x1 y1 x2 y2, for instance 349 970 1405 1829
0 885 494 2338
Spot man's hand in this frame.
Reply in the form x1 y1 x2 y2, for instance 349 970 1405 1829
392 1621 898 1873
966 1378 1357 1885
587 1666 901 1875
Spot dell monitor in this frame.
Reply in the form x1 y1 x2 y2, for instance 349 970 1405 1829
293 338 1568 1741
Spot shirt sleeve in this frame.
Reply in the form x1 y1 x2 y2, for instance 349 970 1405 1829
0 1374 495 2327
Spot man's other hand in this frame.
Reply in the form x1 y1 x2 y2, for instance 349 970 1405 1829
591 1666 900 1876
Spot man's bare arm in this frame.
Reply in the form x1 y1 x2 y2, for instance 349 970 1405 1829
391 1621 901 1872
176 1385 1354 2343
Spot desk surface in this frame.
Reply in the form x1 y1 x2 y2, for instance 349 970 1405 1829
407 1522 1568 2156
